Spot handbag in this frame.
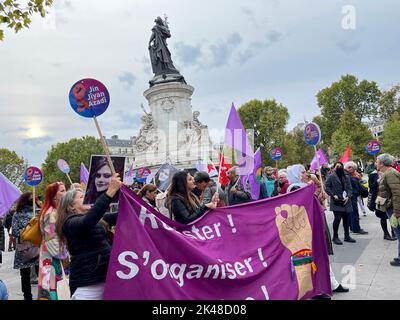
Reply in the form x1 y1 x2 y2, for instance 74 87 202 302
16 239 39 263
21 216 42 246
333 198 345 206
367 192 375 211
57 262 71 300
376 196 388 212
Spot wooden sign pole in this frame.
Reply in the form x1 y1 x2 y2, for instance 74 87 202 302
66 173 73 185
32 187 36 216
93 116 116 175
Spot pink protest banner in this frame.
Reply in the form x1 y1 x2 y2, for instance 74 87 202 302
104 185 331 300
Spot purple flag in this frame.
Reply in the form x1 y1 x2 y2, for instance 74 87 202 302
126 162 134 177
248 148 262 200
80 162 89 189
0 172 21 218
104 185 331 300
310 149 329 172
224 103 254 176
123 162 134 185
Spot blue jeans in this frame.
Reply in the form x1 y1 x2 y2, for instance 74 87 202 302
350 198 362 232
0 280 8 300
387 209 400 259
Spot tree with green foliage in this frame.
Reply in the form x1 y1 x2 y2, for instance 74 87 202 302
316 74 381 145
0 0 53 40
0 148 28 188
379 85 400 120
331 110 373 161
381 112 400 157
40 136 103 194
280 129 316 168
238 99 289 167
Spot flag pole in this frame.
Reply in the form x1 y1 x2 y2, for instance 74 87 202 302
217 145 224 192
233 177 240 188
93 116 116 175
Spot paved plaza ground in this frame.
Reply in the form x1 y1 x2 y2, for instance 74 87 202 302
1 204 399 300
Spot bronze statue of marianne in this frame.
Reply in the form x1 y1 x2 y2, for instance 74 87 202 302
148 16 180 76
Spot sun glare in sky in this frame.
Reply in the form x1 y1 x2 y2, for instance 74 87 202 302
26 126 46 139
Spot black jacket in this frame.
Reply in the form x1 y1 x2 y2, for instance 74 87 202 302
4 211 13 231
168 195 208 224
225 179 251 205
368 171 379 211
325 171 353 213
0 219 4 263
62 193 113 294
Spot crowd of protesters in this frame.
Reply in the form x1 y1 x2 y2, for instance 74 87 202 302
1 153 400 300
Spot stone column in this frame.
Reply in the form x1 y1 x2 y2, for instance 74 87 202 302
144 82 195 162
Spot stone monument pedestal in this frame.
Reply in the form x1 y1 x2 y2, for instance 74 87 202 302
131 81 217 169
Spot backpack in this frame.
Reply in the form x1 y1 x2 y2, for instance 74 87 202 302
358 181 369 198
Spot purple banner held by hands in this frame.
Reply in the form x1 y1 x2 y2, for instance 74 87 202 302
104 184 331 300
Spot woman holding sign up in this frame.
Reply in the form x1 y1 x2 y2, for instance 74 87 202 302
55 174 122 299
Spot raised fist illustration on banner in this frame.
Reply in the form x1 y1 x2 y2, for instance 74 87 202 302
275 204 314 300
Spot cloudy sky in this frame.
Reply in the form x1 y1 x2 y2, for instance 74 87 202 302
1 0 399 166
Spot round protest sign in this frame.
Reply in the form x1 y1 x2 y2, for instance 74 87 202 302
57 159 71 174
69 78 110 118
365 140 381 155
135 167 151 183
304 123 322 146
270 147 283 161
24 166 43 187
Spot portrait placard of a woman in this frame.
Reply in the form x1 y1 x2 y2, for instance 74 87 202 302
84 155 126 205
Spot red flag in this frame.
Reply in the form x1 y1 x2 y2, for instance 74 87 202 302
218 152 231 186
340 146 351 163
